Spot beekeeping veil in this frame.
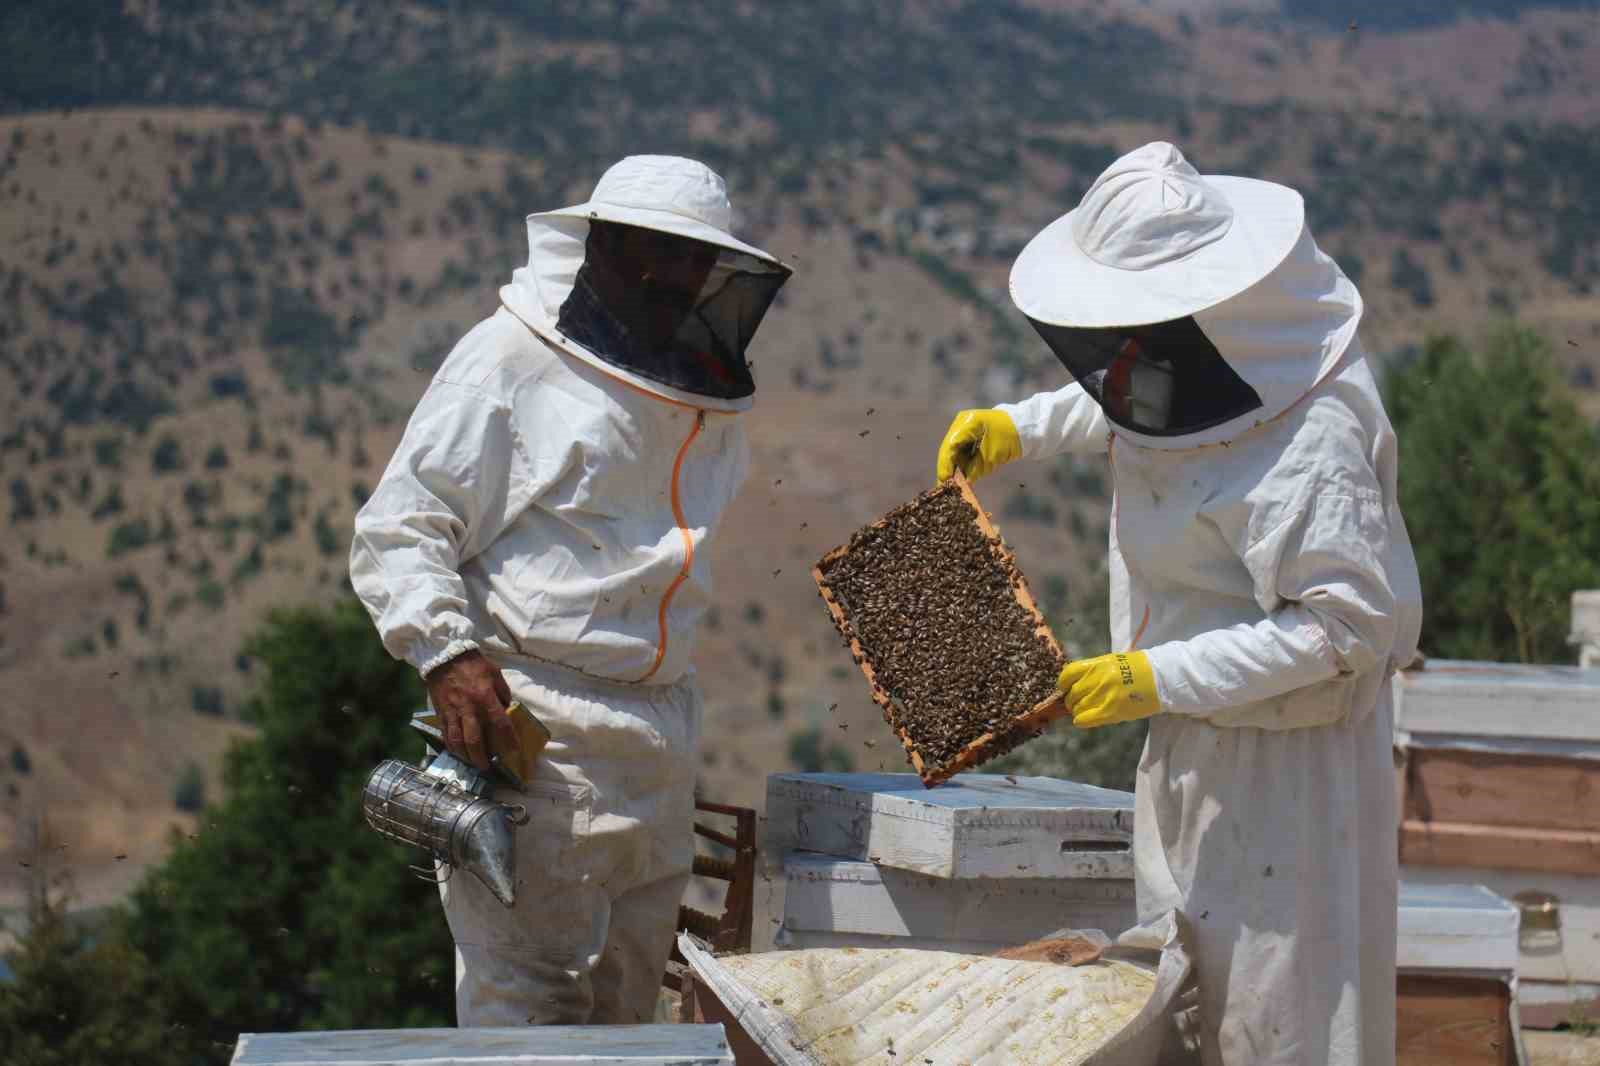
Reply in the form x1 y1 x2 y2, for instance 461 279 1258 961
500 155 792 411
1009 141 1362 448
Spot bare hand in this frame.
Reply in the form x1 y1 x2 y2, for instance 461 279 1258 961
425 650 518 772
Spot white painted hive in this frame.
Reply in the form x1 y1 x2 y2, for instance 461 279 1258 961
229 1026 734 1065
777 853 1137 953
1400 864 1600 986
763 772 1134 879
1396 881 1520 974
1393 660 1600 743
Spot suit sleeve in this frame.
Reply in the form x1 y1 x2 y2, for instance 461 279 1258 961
995 382 1112 460
348 379 555 677
1145 490 1400 716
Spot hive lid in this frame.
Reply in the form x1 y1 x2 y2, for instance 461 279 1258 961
1394 660 1600 743
764 772 1134 880
1397 881 1519 973
231 1026 734 1064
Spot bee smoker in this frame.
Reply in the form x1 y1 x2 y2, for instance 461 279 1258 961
361 754 528 907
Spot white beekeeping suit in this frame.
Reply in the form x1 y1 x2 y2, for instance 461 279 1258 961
943 142 1422 1064
350 155 791 1026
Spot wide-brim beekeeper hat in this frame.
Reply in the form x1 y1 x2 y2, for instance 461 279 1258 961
532 154 785 268
1009 141 1305 329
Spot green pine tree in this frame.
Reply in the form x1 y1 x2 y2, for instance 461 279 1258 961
0 824 195 1066
1384 325 1600 663
122 597 454 1059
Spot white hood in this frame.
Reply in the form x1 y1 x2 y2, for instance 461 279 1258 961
1124 220 1365 451
499 214 759 412
499 155 790 414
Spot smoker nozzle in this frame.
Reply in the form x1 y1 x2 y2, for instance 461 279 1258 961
361 758 526 908
455 803 519 906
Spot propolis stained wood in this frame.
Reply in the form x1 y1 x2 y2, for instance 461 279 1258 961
812 472 1068 786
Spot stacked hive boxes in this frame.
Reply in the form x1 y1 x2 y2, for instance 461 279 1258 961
753 772 1139 955
1396 882 1524 1065
1393 658 1600 1028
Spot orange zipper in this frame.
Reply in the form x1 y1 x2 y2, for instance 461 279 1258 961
635 409 705 683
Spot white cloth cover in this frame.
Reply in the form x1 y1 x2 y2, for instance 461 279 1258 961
439 658 700 1025
678 913 1198 1066
994 177 1421 1063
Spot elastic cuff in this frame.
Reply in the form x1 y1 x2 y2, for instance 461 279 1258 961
992 401 1036 461
416 637 480 680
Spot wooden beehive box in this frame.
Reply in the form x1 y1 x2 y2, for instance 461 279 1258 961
1393 658 1600 1027
1396 883 1523 1066
753 771 1135 952
230 1026 735 1065
813 472 1067 786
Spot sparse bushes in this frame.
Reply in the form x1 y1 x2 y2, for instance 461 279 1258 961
787 726 855 774
106 517 153 557
93 436 123 469
9 478 37 522
173 762 205 812
150 435 185 474
313 509 342 557
191 686 224 715
1390 248 1435 308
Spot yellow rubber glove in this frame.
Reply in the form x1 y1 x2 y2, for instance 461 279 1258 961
1057 651 1161 729
935 409 1023 483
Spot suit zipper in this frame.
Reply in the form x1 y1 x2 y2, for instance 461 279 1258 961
636 410 706 683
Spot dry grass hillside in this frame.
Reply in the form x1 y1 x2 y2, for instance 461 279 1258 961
1 0 1597 915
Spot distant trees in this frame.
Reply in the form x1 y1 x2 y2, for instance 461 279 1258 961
0 878 188 1066
1384 325 1600 662
0 599 454 1063
1390 248 1435 308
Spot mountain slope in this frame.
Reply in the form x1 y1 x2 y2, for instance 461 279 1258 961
1 1 1596 912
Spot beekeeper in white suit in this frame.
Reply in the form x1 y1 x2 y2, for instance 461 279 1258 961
350 155 791 1026
937 142 1422 1065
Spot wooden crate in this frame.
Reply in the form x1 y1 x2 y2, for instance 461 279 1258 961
1399 745 1600 877
1397 977 1517 1066
812 471 1067 786
230 1026 734 1065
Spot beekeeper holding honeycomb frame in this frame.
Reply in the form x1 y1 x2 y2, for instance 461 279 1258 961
937 142 1422 1065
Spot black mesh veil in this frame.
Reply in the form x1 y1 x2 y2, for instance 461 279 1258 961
1027 315 1264 436
556 223 790 401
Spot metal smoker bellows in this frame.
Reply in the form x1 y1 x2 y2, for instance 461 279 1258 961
362 757 527 907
